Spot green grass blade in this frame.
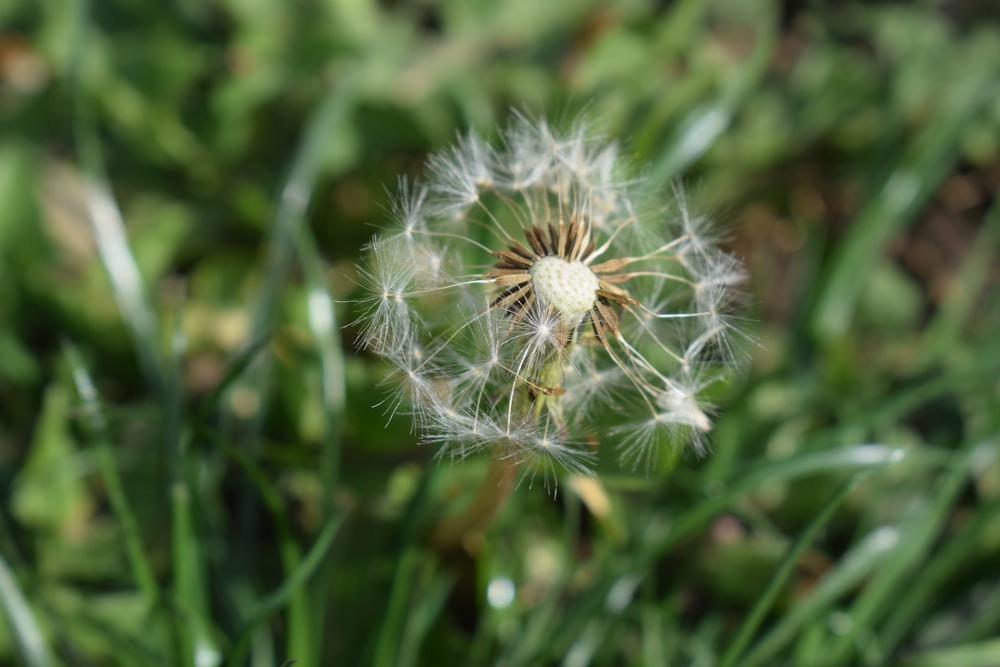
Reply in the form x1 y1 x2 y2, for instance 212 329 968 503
69 0 164 394
545 445 944 656
647 0 777 184
739 525 901 667
504 576 575 666
641 444 917 557
395 561 453 667
82 180 165 388
195 336 272 422
64 342 160 604
165 304 219 667
899 639 1000 667
641 604 672 666
809 76 998 341
878 492 1000 653
293 225 346 490
170 450 214 667
722 475 860 667
916 194 1000 368
221 81 357 665
502 489 592 665
225 79 359 436
194 426 306 665
227 513 344 667
823 438 988 666
293 224 346 663
373 547 426 667
957 583 1000 643
0 553 53 667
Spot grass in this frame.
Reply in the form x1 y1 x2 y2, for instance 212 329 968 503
1 0 999 665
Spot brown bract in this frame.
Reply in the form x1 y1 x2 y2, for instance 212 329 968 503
487 218 639 352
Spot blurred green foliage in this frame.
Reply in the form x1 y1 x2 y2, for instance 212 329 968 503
1 0 999 665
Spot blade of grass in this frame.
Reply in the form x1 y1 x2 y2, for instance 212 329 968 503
221 78 358 665
721 475 860 667
502 482 592 666
166 309 219 667
64 342 159 604
192 425 307 664
51 602 167 666
562 618 609 667
370 467 439 667
293 222 346 665
957 583 1000 643
372 547 421 667
395 561 453 667
503 571 578 666
293 225 345 490
823 438 989 666
170 450 212 667
711 341 1000 479
878 492 1000 653
641 444 916 558
224 76 359 437
646 0 777 184
549 444 941 654
852 341 1000 434
69 0 165 395
899 639 1000 667
0 553 52 667
916 194 1000 368
195 336 272 422
227 512 344 667
808 73 997 341
738 525 901 667
641 604 673 667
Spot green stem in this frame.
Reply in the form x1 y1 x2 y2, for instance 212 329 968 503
430 455 519 552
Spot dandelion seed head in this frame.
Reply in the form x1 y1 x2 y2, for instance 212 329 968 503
353 112 748 475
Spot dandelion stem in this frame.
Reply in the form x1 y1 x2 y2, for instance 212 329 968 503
430 454 519 552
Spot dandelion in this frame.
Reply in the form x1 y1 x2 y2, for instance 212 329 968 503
354 112 746 480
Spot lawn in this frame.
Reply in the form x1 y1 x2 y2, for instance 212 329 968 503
1 0 999 665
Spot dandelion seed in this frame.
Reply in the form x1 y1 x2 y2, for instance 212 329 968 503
354 113 747 474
